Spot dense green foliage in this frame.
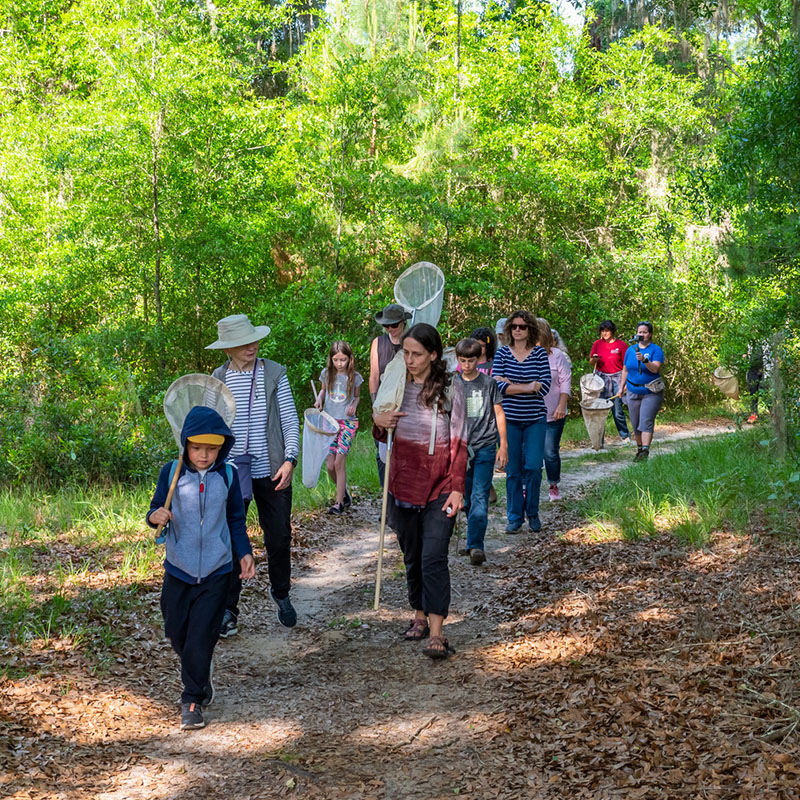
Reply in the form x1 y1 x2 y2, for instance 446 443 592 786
0 0 797 484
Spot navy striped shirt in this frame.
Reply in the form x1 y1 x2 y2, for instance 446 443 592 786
492 345 552 424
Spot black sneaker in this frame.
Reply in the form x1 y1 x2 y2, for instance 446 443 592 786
202 658 215 707
343 490 352 508
180 702 205 731
219 609 238 638
271 590 297 628
470 548 486 566
633 448 649 462
328 502 345 515
529 514 542 532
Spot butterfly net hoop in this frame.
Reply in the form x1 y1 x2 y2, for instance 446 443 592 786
580 398 613 450
302 409 340 488
712 367 740 399
579 373 605 402
163 374 236 449
394 262 445 327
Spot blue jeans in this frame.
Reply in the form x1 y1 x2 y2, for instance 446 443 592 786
544 418 566 484
600 372 629 439
505 420 546 527
464 444 496 551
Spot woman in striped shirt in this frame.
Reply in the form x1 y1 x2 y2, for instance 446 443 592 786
492 311 552 533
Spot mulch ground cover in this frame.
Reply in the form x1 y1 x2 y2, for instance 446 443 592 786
2 499 799 799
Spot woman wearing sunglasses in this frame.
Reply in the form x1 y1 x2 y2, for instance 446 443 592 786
491 310 552 533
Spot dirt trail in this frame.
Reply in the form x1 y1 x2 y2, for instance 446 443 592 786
9 420 799 799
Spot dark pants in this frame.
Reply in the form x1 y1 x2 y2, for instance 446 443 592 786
161 572 228 704
746 368 763 415
227 476 292 618
544 417 566 484
506 419 546 527
390 493 455 618
464 444 496 552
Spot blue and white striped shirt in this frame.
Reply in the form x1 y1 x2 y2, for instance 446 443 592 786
491 345 552 424
224 365 300 479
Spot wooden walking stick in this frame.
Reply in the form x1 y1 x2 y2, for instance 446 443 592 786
373 430 393 610
154 453 183 541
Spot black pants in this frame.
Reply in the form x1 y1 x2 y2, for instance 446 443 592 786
227 476 292 617
390 493 455 618
746 368 763 415
161 572 228 704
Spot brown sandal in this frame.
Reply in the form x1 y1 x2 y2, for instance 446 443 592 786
423 635 455 659
403 618 429 641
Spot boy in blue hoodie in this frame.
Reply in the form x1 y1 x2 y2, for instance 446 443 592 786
147 406 255 731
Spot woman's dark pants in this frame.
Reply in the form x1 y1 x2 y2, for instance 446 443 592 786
390 493 455 618
227 476 292 618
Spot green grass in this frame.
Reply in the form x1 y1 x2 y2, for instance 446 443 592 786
560 401 732 448
578 429 800 545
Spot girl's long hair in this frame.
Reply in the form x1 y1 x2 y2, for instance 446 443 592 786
403 323 451 410
326 340 356 399
504 310 540 349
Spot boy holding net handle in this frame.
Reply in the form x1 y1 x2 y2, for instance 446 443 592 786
147 406 255 731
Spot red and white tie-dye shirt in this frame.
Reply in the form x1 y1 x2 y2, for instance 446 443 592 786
388 379 468 507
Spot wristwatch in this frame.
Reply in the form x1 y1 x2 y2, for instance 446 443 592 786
287 456 297 467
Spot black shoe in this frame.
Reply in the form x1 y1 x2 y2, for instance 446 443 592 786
202 659 215 707
529 514 542 532
633 448 650 462
219 609 238 638
328 502 345 515
505 524 523 534
271 590 297 628
470 548 486 566
343 490 352 508
180 702 205 731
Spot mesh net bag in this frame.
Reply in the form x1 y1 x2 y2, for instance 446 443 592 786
712 367 740 399
302 408 340 488
579 373 604 402
580 398 613 451
393 261 445 327
373 351 408 415
163 374 236 448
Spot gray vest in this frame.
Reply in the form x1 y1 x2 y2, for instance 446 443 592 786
212 358 288 478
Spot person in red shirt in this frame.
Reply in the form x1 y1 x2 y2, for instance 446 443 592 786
589 320 631 445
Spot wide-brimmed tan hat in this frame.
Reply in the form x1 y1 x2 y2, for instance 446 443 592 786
205 314 271 350
374 303 412 326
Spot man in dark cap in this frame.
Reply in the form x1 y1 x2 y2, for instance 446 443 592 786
369 303 412 486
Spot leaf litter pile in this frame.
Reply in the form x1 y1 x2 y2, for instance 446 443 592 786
2 497 800 799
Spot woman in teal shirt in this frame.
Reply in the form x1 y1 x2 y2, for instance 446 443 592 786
618 322 664 462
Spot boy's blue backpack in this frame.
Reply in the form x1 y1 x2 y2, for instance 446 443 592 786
155 460 234 544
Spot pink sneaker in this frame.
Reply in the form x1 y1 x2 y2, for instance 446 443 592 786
548 484 561 501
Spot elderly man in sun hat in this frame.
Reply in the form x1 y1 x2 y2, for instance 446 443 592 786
369 303 412 487
206 314 300 632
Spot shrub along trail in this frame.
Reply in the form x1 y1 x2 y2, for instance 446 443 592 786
2 421 799 799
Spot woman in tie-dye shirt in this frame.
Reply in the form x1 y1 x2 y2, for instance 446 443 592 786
373 323 468 660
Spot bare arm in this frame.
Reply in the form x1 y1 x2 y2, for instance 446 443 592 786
369 338 380 397
494 404 508 469
504 381 543 395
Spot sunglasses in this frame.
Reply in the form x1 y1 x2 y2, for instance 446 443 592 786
383 321 402 329
510 323 528 331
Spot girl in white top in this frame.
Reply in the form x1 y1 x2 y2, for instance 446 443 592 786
315 340 363 514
